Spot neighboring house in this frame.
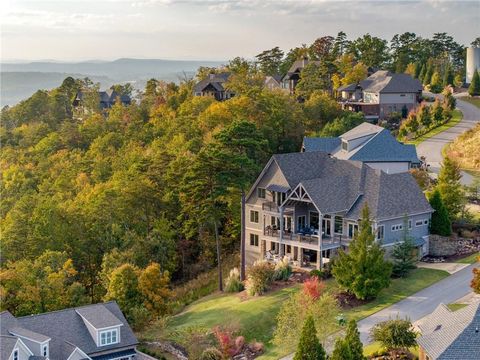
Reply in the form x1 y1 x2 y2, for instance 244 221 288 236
0 302 142 360
302 122 420 174
264 75 285 91
73 89 131 109
338 70 423 120
193 72 234 101
281 58 321 95
417 302 480 360
245 151 432 269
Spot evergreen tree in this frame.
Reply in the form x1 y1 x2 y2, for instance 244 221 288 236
332 205 392 300
392 217 417 277
424 63 434 85
417 103 431 129
468 68 480 96
331 320 365 360
418 64 426 83
437 157 464 220
429 71 443 93
294 316 326 360
330 338 351 360
428 189 452 236
443 64 454 87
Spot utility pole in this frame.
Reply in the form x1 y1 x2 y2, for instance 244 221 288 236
240 189 246 281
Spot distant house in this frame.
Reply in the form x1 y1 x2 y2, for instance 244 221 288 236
264 75 285 91
245 151 432 269
281 58 321 95
417 302 480 360
73 89 131 109
302 122 420 174
338 70 423 120
0 302 146 360
193 72 234 101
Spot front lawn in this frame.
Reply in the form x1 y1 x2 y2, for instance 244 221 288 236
455 252 480 264
138 268 449 359
406 109 462 146
458 96 480 109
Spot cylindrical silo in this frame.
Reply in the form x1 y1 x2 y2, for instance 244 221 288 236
466 47 480 84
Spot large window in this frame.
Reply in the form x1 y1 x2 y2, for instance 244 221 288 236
250 233 259 246
100 329 119 346
348 223 358 238
334 216 343 234
391 224 403 232
250 210 259 223
377 225 384 240
309 212 319 230
297 215 306 230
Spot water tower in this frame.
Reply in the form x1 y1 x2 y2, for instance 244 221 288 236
466 47 480 84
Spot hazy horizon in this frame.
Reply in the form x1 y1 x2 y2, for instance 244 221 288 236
1 0 479 63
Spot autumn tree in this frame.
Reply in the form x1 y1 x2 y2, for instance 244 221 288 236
138 262 172 316
332 205 392 300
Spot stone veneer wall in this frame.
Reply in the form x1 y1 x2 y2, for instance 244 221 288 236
428 235 480 257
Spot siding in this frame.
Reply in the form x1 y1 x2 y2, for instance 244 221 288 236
379 212 431 246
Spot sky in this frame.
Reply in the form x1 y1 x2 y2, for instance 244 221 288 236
1 0 479 62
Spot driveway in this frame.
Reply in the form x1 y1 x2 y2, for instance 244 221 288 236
357 261 479 344
416 94 480 185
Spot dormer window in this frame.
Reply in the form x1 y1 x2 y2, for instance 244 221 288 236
100 328 119 346
42 344 48 357
13 349 19 360
341 140 348 151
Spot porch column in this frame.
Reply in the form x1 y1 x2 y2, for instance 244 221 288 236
318 214 323 269
299 247 303 267
279 206 284 257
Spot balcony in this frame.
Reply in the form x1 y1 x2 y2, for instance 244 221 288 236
263 226 350 250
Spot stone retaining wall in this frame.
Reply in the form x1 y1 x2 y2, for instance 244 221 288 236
429 235 480 257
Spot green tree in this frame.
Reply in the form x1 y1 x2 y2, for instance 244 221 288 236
431 99 444 125
296 62 331 98
303 91 342 132
370 318 417 353
255 47 284 75
349 34 389 68
468 68 480 96
437 157 464 219
429 71 443 93
318 112 364 137
392 217 417 278
417 103 431 129
104 264 141 313
294 316 326 360
443 63 454 87
418 64 426 83
428 189 452 236
331 320 365 360
332 205 392 300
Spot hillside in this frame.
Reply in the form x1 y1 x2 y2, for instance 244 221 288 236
445 123 480 170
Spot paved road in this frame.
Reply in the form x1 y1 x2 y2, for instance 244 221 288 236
357 262 479 344
416 94 480 185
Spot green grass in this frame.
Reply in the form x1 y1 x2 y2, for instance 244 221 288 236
406 109 463 146
447 303 468 311
455 252 480 264
139 268 449 359
459 96 480 109
363 341 419 357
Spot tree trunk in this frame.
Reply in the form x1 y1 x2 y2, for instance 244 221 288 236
214 220 223 291
240 189 246 281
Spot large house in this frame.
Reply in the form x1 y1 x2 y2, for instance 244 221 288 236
0 302 143 360
193 72 234 101
281 58 320 95
245 151 433 269
417 302 480 360
73 89 131 109
302 122 421 174
338 70 423 120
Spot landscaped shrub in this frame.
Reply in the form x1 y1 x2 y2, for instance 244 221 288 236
303 276 325 300
309 269 329 280
245 260 274 296
224 267 244 293
274 256 292 281
370 318 417 353
293 316 326 360
212 326 243 358
128 305 151 331
198 347 223 360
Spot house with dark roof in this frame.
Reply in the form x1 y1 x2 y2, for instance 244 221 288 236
73 89 131 110
416 302 480 360
193 72 234 101
302 122 420 174
0 302 144 360
245 151 432 269
281 58 321 95
338 70 423 120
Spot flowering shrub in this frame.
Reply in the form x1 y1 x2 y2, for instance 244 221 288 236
302 276 325 300
212 326 243 357
224 267 244 293
273 256 292 281
245 260 274 296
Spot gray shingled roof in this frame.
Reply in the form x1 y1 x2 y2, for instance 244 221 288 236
341 70 422 95
194 72 230 92
272 152 431 220
302 137 340 153
348 129 420 163
0 302 138 360
9 326 51 343
1 335 19 360
341 122 383 141
76 304 123 329
417 302 480 360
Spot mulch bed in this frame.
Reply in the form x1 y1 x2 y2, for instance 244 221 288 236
334 292 370 309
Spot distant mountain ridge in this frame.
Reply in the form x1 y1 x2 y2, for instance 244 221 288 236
1 58 225 106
